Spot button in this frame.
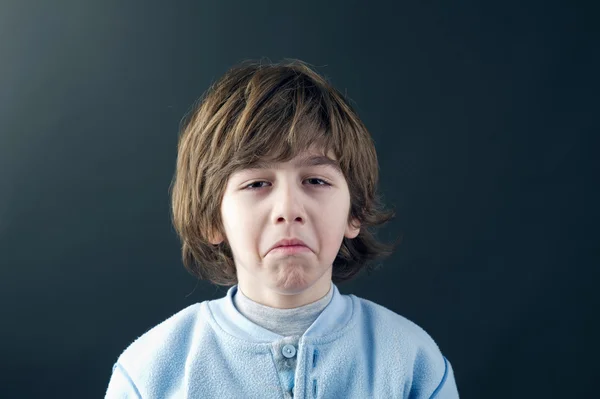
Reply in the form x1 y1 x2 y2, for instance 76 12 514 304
282 344 296 358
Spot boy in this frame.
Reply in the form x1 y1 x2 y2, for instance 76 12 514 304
105 59 459 398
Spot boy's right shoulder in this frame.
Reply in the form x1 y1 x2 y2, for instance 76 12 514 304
115 301 209 371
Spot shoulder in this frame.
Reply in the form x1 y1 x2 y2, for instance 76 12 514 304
114 302 207 384
353 295 443 354
351 295 456 397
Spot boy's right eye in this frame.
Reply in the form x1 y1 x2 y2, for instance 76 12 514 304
246 181 269 190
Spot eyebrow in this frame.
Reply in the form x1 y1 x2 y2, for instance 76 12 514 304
245 155 343 176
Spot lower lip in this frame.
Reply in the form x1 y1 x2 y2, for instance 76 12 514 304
270 245 311 255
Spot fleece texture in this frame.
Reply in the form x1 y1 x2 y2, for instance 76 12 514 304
105 282 459 398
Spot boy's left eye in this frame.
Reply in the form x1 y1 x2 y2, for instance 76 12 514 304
244 178 330 191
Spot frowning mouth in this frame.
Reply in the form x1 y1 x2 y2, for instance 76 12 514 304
268 245 311 255
268 238 310 254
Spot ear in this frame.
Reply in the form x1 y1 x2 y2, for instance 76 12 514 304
208 229 224 245
344 217 361 239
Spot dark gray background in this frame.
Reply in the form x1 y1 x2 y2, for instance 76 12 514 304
1 0 597 397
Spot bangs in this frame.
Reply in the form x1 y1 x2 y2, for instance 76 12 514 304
226 71 343 173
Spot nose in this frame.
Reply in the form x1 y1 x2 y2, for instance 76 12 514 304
272 179 306 226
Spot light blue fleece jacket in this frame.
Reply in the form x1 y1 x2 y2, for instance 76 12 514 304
105 282 459 398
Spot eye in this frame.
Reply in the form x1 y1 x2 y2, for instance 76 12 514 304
244 178 331 191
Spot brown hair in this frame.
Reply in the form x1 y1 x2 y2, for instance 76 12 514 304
169 58 401 287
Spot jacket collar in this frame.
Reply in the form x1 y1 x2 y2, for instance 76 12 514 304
207 281 356 343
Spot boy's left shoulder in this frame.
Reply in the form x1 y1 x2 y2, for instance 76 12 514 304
350 294 458 397
353 294 444 353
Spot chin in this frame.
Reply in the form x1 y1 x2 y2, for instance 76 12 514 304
273 269 314 293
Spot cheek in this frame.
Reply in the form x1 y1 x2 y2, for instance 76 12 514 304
226 206 260 243
220 200 246 240
316 216 347 250
321 194 350 221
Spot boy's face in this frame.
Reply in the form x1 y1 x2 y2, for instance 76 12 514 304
210 147 360 309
